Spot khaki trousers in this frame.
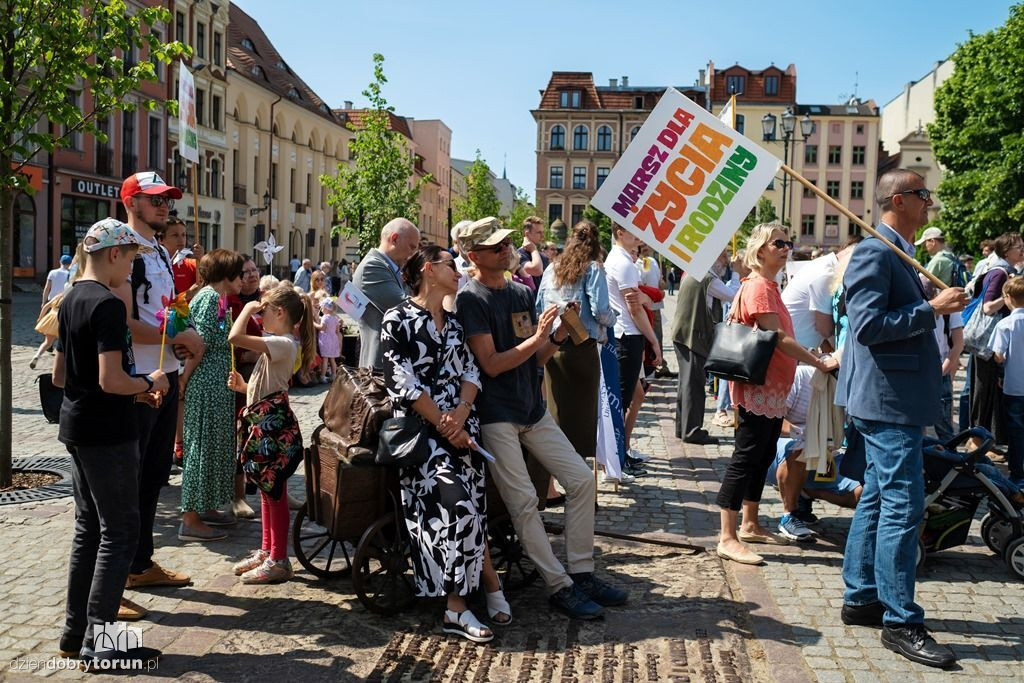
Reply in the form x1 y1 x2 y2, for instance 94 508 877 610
481 412 596 592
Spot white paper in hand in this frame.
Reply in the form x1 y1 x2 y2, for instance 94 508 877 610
470 439 496 463
338 281 370 320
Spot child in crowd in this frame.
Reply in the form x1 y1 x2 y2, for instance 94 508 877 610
53 219 168 667
989 276 1024 488
227 286 316 583
315 297 341 383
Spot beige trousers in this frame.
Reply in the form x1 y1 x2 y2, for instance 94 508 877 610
481 412 596 593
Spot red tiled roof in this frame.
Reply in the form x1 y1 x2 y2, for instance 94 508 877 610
708 62 798 104
538 72 602 109
226 3 341 125
537 71 707 110
333 109 414 140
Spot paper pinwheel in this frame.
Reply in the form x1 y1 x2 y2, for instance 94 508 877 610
156 292 191 337
254 233 284 265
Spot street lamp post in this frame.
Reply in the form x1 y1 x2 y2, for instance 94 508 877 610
762 108 814 231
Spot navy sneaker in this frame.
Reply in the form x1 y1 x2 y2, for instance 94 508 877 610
794 496 819 525
778 514 815 542
570 572 628 606
549 583 604 619
623 463 647 477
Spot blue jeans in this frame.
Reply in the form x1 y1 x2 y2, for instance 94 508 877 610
842 417 925 626
934 373 955 443
958 356 972 433
1006 395 1024 481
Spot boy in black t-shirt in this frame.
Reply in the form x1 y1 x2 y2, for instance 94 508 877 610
52 219 168 668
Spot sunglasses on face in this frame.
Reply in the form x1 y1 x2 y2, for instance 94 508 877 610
890 188 931 202
430 259 458 272
475 238 511 253
142 195 175 209
770 239 794 250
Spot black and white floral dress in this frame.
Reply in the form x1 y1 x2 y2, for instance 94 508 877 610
381 300 486 598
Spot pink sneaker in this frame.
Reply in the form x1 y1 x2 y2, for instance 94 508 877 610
232 549 269 576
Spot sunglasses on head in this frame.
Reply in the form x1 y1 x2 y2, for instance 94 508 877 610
889 188 931 202
770 239 794 250
475 238 511 253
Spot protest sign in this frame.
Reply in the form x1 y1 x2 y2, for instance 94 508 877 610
591 88 780 280
337 281 370 320
177 65 199 164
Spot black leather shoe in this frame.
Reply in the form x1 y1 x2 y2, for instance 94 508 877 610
683 431 720 445
881 625 956 668
570 572 628 606
841 601 884 627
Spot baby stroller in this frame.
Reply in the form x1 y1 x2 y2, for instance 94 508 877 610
919 428 1024 579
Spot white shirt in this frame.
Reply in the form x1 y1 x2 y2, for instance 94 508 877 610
45 267 70 301
131 232 176 374
934 311 964 363
636 257 663 310
781 253 839 349
707 274 740 310
605 244 641 337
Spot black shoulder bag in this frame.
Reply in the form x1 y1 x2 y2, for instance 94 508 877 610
375 334 444 468
705 282 780 386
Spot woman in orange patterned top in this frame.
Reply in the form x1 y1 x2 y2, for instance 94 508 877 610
715 224 839 566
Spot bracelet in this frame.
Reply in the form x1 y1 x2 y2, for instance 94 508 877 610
458 399 473 411
549 332 567 346
138 375 154 393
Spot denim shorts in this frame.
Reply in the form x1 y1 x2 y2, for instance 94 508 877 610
767 438 860 494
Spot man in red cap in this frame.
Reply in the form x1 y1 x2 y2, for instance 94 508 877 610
111 172 203 614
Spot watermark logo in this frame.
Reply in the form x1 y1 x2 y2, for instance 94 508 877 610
93 621 143 652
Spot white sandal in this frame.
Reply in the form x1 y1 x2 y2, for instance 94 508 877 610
443 609 493 643
486 589 512 625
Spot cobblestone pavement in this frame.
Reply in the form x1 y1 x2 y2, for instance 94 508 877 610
2 290 1022 681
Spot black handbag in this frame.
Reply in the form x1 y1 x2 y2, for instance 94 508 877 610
705 320 779 386
375 336 444 468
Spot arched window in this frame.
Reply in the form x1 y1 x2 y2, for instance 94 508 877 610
549 124 565 150
573 125 588 151
630 126 641 141
13 192 35 272
596 125 612 151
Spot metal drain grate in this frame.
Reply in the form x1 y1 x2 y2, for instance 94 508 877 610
0 456 73 505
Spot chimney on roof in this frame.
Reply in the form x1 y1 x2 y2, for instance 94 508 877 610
609 78 618 87
698 69 706 86
621 76 629 87
343 100 353 109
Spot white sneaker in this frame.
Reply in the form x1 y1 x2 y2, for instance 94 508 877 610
629 449 651 462
601 471 635 484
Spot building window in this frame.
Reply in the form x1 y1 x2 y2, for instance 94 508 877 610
253 155 259 196
559 90 581 108
851 180 864 200
64 90 82 150
801 214 815 237
573 125 588 151
196 22 206 60
850 219 862 237
630 126 640 141
13 193 35 272
148 115 161 168
828 145 841 164
306 173 312 206
241 37 255 51
121 111 136 176
634 95 644 109
802 179 817 198
175 11 185 43
826 180 841 199
852 145 865 165
764 75 779 96
549 124 564 150
271 162 278 198
572 166 586 190
856 124 865 135
548 203 562 225
735 114 745 135
61 195 107 255
726 75 745 95
804 144 818 164
212 94 221 131
549 166 563 189
210 158 221 198
195 88 205 126
251 65 264 79
213 32 222 66
571 204 585 226
597 125 612 151
289 168 296 202
596 167 609 188
824 214 840 238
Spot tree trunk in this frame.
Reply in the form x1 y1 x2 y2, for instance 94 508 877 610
0 178 14 488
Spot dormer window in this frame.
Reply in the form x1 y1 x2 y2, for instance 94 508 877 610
559 90 581 108
319 103 330 114
276 60 288 72
251 65 264 79
287 87 301 100
241 37 255 51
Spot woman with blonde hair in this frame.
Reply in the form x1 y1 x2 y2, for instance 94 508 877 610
309 270 329 306
715 224 838 566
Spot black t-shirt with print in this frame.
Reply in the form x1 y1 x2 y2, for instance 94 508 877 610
456 278 545 426
57 280 139 447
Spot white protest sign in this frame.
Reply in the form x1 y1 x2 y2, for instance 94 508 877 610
591 88 780 280
337 281 370 320
177 65 199 164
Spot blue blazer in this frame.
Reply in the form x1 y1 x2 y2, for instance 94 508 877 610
835 224 941 427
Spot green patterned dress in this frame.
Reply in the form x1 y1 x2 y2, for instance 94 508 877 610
181 286 236 513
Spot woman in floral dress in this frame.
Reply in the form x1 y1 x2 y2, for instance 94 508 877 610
180 249 244 541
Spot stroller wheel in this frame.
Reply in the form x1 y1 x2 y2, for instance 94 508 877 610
1005 537 1024 580
981 512 1015 555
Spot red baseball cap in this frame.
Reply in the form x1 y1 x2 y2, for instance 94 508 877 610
120 171 183 203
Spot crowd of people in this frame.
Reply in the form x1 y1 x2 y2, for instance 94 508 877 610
36 165 1024 669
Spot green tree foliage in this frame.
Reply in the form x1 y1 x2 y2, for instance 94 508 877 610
452 150 501 223
929 3 1024 252
735 197 778 249
321 54 427 257
0 0 188 487
504 187 537 236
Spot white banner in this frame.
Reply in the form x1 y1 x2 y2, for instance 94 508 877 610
177 65 199 163
337 281 370 321
591 88 780 280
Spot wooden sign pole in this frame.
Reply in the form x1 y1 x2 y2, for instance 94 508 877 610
191 162 200 251
779 163 948 291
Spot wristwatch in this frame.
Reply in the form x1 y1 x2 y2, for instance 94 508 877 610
459 399 474 410
139 375 154 393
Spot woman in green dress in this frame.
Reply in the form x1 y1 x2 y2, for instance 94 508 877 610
179 249 244 541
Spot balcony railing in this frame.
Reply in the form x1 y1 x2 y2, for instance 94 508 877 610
294 203 306 214
233 185 247 204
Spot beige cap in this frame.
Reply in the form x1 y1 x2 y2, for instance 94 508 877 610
458 216 513 252
914 227 944 245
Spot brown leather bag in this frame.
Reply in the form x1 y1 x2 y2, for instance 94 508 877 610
318 365 392 465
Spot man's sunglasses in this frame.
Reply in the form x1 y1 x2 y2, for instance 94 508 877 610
143 195 175 209
474 238 511 253
888 188 931 202
770 239 794 250
430 259 458 272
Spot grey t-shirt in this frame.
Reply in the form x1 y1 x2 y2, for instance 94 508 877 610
456 278 545 426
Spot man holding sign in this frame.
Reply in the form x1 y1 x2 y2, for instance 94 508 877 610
836 169 966 669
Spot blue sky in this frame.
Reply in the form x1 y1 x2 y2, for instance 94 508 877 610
233 0 1014 201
